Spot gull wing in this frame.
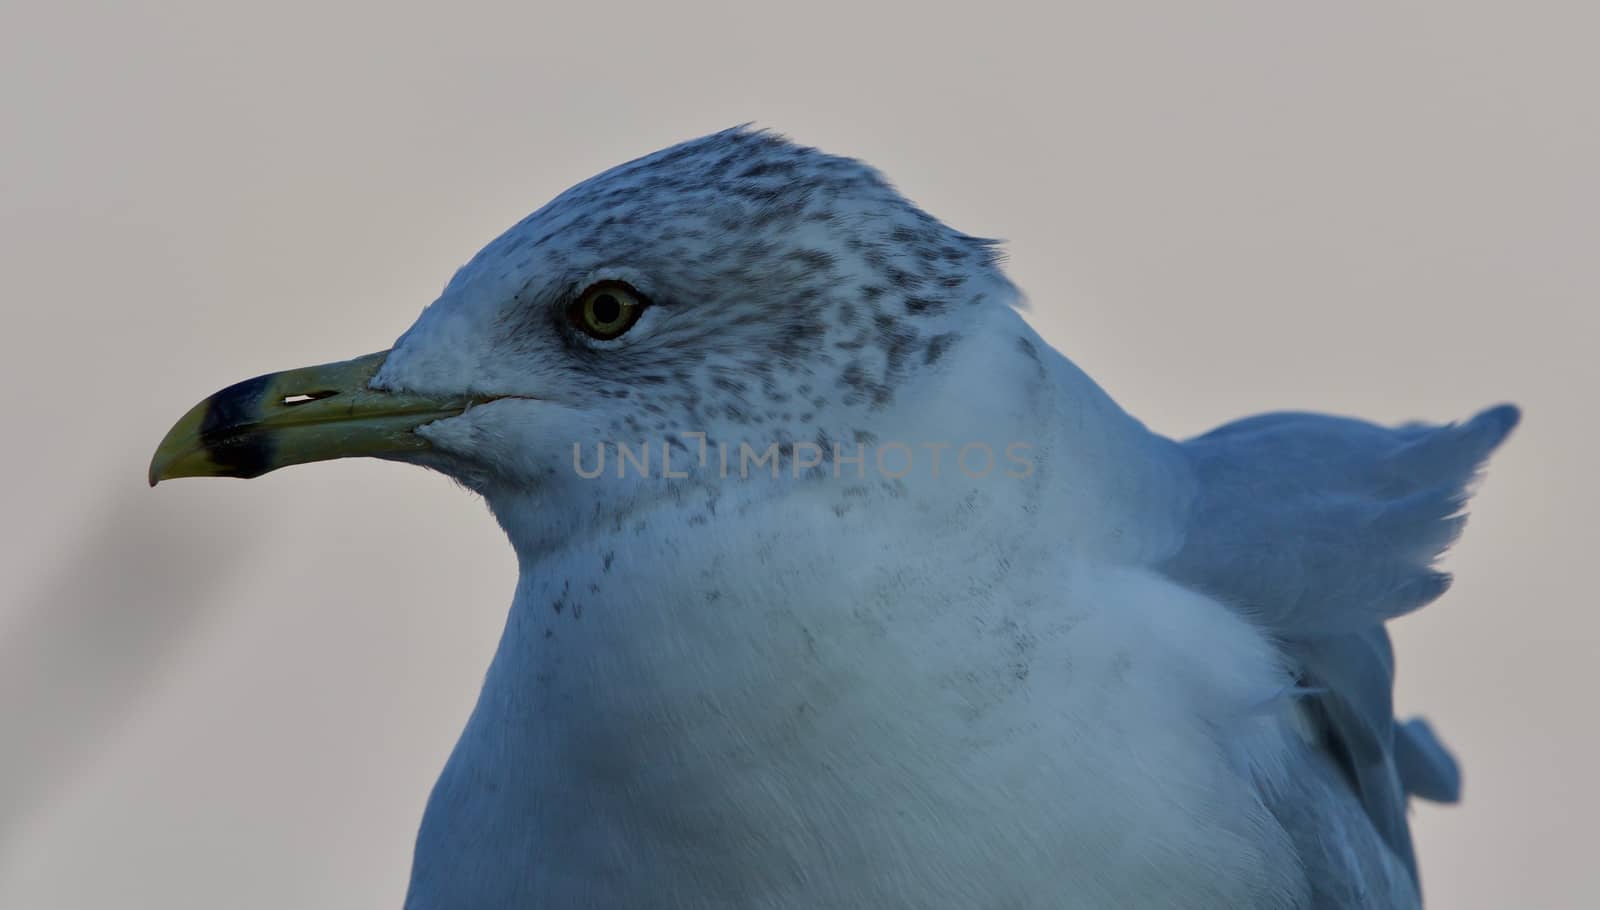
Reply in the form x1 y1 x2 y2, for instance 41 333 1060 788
1158 404 1518 900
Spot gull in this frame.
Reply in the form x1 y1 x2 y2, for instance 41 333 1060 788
150 127 1516 909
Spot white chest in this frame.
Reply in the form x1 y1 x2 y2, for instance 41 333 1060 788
406 486 1304 909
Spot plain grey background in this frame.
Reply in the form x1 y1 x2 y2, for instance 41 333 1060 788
1 2 1593 907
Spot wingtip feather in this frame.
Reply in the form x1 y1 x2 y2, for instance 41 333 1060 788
1395 717 1463 803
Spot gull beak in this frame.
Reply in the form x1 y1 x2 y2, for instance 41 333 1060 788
149 350 491 486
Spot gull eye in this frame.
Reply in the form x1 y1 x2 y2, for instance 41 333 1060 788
569 281 647 340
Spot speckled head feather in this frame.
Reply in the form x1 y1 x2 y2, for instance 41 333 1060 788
374 127 1020 492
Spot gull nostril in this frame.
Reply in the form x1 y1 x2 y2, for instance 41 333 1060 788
282 390 339 407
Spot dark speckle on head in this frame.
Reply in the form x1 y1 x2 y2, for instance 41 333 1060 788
1016 335 1046 377
924 332 958 366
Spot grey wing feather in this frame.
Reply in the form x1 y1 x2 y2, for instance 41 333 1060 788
1159 403 1518 898
1394 717 1461 804
1272 738 1422 909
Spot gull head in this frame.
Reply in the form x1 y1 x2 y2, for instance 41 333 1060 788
150 128 1022 526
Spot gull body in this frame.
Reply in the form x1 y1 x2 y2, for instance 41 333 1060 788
151 128 1515 908
408 308 1310 908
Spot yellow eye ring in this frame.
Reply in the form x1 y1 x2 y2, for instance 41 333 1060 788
570 281 647 340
